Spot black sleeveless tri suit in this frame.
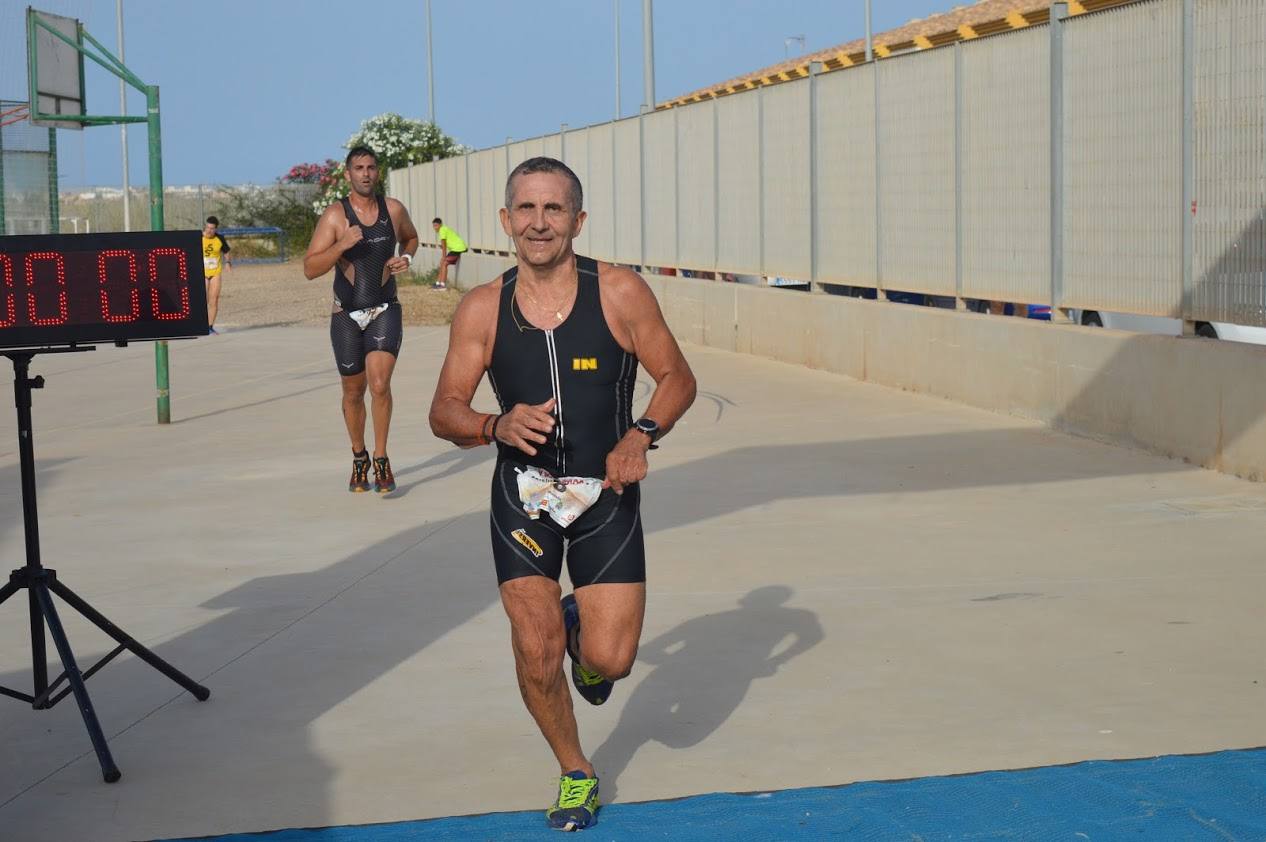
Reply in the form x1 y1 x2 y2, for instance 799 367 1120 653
328 195 403 375
486 256 646 586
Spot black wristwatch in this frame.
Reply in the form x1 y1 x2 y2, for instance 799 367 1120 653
633 417 661 445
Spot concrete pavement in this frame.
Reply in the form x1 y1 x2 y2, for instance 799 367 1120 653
0 325 1263 840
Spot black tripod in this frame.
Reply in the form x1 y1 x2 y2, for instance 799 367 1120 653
0 348 209 783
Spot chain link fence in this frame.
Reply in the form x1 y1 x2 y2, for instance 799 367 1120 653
1 102 56 235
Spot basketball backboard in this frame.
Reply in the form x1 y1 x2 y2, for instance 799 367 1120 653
27 7 86 130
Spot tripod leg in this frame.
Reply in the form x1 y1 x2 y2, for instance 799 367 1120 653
0 576 19 605
30 588 47 699
33 583 122 783
47 578 210 702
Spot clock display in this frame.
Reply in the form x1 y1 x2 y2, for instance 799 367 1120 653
0 231 209 349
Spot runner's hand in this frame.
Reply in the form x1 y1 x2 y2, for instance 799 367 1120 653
603 431 650 494
337 224 363 251
495 398 556 456
386 255 411 275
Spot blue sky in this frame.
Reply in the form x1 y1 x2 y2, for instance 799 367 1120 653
3 0 955 187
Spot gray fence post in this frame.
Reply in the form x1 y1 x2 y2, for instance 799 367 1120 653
1181 0 1196 334
463 153 472 262
809 61 823 293
1049 2 1068 322
712 97 720 278
954 42 967 310
874 61 886 300
611 121 619 264
758 83 766 282
639 106 649 271
504 140 512 254
673 105 680 271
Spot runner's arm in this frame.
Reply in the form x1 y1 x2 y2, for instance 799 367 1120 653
617 270 696 436
385 199 419 276
303 206 360 279
601 267 697 492
429 285 500 448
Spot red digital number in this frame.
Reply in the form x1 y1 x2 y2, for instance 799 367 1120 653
24 251 69 326
97 249 140 323
147 248 190 321
0 254 14 329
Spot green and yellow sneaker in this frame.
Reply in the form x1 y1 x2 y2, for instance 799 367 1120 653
546 770 600 831
561 593 613 705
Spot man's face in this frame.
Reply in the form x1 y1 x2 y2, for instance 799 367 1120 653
499 171 586 268
202 222 217 238
432 222 441 233
344 155 378 198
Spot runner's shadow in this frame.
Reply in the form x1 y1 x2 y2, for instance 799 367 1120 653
590 585 823 803
385 447 495 498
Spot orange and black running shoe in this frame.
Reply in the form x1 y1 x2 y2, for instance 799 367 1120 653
349 451 371 492
373 456 396 493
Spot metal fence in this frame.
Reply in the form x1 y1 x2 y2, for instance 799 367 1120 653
388 0 1266 327
1 103 56 235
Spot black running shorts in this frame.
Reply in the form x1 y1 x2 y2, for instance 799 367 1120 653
329 302 403 376
489 459 646 587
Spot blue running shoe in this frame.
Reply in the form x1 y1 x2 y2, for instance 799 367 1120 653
561 594 613 706
546 770 599 831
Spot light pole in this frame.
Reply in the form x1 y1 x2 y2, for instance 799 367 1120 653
614 0 621 119
116 0 130 231
784 34 805 60
865 0 873 62
641 0 655 112
426 0 435 124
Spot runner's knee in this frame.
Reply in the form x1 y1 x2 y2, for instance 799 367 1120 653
366 375 391 399
581 639 637 681
341 379 367 401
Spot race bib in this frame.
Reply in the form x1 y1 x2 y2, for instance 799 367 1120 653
203 256 219 271
515 467 603 527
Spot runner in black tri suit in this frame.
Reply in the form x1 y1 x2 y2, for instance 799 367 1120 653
429 157 696 831
303 146 419 494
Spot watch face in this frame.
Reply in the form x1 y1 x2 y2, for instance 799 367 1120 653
636 419 659 435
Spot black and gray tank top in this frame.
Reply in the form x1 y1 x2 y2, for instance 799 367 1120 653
488 255 638 479
333 195 397 311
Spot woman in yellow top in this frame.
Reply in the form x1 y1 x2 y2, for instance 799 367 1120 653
201 216 232 334
431 217 466 290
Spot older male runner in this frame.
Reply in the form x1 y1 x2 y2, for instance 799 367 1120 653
429 157 696 831
304 146 419 494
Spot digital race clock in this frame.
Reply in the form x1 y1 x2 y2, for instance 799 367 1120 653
0 231 209 349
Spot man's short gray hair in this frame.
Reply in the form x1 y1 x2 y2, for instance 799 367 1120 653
504 157 584 215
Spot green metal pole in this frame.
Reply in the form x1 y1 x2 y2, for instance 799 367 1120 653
147 85 170 424
47 127 59 233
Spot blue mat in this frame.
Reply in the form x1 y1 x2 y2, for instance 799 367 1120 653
164 747 1266 841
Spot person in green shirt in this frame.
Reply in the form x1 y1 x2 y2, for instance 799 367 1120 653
432 217 467 290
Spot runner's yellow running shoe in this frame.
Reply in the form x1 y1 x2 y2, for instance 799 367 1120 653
561 594 613 705
546 770 600 831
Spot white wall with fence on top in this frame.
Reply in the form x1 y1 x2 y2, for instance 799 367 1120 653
389 0 1266 328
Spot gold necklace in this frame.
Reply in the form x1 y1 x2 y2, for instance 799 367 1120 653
519 283 575 323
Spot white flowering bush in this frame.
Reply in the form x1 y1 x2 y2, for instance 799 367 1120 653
311 113 466 213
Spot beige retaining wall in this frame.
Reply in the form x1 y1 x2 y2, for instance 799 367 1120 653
440 253 1266 481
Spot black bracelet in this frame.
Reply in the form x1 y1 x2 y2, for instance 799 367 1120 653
490 413 504 444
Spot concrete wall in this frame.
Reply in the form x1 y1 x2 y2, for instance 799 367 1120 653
444 259 1266 481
